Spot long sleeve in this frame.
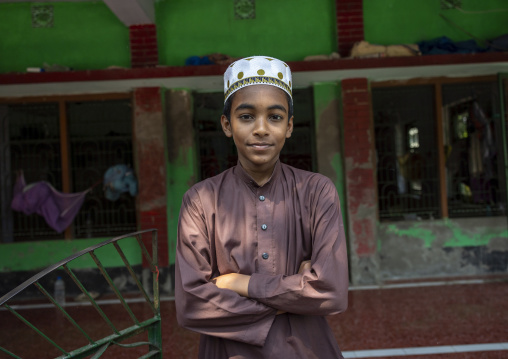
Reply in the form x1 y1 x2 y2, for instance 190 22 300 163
175 188 277 347
247 178 349 316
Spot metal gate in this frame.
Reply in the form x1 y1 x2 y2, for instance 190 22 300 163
0 229 161 358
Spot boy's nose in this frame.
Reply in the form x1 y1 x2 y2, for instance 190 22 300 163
253 118 269 136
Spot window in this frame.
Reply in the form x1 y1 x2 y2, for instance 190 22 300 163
442 82 505 217
373 85 439 220
0 96 136 242
193 88 316 180
373 79 506 221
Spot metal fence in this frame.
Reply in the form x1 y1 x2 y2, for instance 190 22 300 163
0 229 161 358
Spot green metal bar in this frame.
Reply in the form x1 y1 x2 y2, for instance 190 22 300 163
89 343 110 359
63 264 119 335
34 281 95 344
112 340 160 349
138 350 163 359
113 242 157 314
0 344 22 359
135 233 156 272
4 304 69 356
151 230 160 313
54 317 161 359
147 319 163 359
89 251 140 325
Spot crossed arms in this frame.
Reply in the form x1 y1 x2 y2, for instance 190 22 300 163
175 179 349 346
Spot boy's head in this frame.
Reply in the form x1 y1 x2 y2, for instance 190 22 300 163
220 56 294 174
222 56 293 121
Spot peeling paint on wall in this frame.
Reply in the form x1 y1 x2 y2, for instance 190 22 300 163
382 218 508 249
443 219 508 247
378 216 508 279
386 224 437 248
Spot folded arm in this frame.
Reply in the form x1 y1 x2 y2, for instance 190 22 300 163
175 190 277 347
248 179 349 316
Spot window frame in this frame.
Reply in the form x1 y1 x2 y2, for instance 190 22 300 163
0 92 133 241
371 75 504 219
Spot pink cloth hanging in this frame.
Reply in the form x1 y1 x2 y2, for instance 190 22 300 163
11 172 90 233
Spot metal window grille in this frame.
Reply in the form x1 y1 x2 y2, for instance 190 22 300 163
67 100 136 238
373 86 440 220
8 103 64 240
442 82 506 217
3 100 136 242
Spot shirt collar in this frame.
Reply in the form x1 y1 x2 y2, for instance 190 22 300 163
233 160 281 189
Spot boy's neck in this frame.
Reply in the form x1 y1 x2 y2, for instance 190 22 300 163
240 160 277 187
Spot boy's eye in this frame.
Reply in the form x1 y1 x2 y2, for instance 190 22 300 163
239 114 254 121
270 114 284 121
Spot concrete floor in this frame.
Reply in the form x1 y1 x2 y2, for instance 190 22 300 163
1 278 507 358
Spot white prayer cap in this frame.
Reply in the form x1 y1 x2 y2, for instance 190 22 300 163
223 56 292 103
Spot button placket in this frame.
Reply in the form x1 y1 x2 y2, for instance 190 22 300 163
256 189 272 272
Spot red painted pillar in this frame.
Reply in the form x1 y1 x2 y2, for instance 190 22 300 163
341 78 378 284
336 0 364 57
133 87 168 267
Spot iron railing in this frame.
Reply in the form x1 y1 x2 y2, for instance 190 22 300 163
0 229 161 358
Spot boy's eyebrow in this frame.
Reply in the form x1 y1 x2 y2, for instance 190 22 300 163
234 103 255 111
267 104 287 113
234 103 288 113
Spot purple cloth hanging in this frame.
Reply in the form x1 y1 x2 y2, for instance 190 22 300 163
11 173 89 233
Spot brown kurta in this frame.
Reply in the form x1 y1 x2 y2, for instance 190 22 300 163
175 161 349 358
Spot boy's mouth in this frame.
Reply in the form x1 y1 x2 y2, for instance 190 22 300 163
249 143 272 149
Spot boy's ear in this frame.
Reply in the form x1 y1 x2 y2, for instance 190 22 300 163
286 116 294 138
221 115 233 137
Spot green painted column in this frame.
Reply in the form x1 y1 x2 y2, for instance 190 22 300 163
313 83 346 214
165 89 198 265
312 82 349 260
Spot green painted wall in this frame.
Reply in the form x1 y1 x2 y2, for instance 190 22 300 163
381 218 508 249
364 0 508 46
2 0 507 73
156 0 337 66
0 237 141 272
0 2 130 73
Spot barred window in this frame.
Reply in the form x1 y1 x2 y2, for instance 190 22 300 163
373 80 506 221
0 97 136 242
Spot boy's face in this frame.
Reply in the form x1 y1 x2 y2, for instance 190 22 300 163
221 85 293 173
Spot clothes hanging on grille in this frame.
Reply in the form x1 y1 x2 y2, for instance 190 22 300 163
11 172 90 233
103 164 137 201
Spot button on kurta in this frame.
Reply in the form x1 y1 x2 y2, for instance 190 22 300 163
259 195 265 201
262 252 269 259
261 224 267 230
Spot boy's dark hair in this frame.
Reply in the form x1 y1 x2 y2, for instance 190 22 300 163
222 91 294 122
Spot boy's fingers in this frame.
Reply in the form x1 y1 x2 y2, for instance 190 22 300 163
298 260 311 274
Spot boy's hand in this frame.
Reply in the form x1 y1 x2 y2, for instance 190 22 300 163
211 261 311 314
298 260 311 274
212 273 250 297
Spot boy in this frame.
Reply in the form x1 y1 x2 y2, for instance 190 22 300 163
175 56 349 358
